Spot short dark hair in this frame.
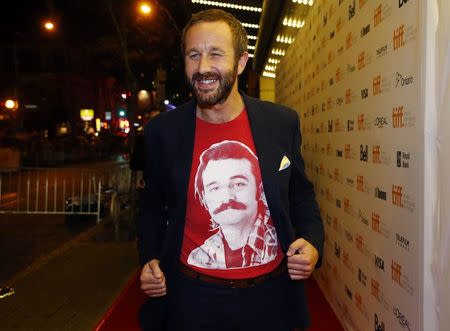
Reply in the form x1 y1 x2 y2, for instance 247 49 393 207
194 140 262 207
181 9 248 61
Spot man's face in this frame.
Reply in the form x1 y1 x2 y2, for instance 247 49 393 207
184 21 243 107
201 158 258 228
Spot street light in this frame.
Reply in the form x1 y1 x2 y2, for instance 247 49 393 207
138 2 152 15
5 99 18 110
43 20 55 31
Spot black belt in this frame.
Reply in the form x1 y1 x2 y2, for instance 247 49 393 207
179 260 287 288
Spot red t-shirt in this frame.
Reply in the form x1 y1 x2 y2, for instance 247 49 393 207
180 109 283 279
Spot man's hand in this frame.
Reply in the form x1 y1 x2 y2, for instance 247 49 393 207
286 238 319 280
140 259 167 297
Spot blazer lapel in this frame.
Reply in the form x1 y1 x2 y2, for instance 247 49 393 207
243 94 283 222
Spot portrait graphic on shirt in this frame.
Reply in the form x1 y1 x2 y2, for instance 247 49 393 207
187 140 278 269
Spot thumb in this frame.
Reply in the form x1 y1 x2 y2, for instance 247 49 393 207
148 260 163 279
287 238 307 256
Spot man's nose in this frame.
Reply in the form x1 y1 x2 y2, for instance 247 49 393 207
221 189 236 202
198 55 211 74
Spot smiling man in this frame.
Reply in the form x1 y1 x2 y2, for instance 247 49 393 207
137 9 324 331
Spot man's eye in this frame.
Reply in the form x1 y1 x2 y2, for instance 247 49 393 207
211 53 222 57
232 182 246 188
209 186 219 192
189 54 199 59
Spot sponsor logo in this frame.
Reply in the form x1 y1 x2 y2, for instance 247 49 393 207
392 185 404 207
375 187 387 200
343 197 354 215
347 63 356 73
330 30 335 39
395 72 414 87
336 17 344 33
374 117 388 128
345 144 351 159
376 44 388 58
397 151 410 168
357 175 364 191
358 268 367 286
345 230 353 243
323 14 328 26
337 97 344 107
347 120 355 131
328 120 333 132
375 255 385 271
346 177 354 186
371 278 380 300
336 149 343 157
361 24 370 38
361 88 369 99
326 213 332 226
336 67 343 83
392 260 414 295
372 212 381 233
359 0 368 9
396 233 410 251
358 52 365 70
345 284 353 300
328 50 335 64
393 24 405 50
349 0 356 20
336 199 341 208
334 242 341 258
375 313 386 331
335 118 343 132
399 0 410 8
360 145 368 162
356 233 371 257
355 291 370 320
329 77 334 86
358 209 369 226
343 250 354 272
327 97 335 110
393 307 411 331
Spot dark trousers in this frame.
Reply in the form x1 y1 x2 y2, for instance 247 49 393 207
140 270 295 331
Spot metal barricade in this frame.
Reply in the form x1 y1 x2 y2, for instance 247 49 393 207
0 164 130 224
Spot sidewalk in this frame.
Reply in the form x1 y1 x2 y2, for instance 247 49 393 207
0 220 139 331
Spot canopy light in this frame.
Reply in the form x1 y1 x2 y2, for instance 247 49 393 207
241 23 259 29
247 45 256 50
283 17 305 28
276 35 295 44
264 65 277 72
191 0 262 12
292 0 314 5
248 53 254 58
262 72 276 78
268 58 280 64
271 48 286 56
247 35 257 40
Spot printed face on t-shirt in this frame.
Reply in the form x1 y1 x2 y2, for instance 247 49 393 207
201 158 258 230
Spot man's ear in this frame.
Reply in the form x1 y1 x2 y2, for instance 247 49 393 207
237 51 249 75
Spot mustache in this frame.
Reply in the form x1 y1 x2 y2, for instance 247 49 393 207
192 71 221 83
213 200 246 215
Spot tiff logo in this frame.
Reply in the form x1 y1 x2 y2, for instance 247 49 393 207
336 68 342 82
344 197 351 213
373 145 381 163
358 114 365 130
355 292 363 311
359 0 368 8
360 145 368 161
391 260 402 286
356 233 363 251
346 32 353 49
345 89 352 104
372 212 381 233
373 75 381 95
393 24 405 50
374 5 382 27
371 278 380 300
358 51 365 70
357 175 364 191
392 185 404 207
393 106 405 128
337 17 344 32
345 144 351 158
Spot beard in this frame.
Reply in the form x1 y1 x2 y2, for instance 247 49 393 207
188 62 238 108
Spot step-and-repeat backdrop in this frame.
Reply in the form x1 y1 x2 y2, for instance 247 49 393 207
275 1 421 330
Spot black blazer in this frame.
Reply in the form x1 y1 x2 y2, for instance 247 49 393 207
137 92 324 328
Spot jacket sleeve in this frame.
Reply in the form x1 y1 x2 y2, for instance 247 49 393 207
136 119 168 266
288 111 324 267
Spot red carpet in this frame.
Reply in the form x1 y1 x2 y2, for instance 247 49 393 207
95 270 343 331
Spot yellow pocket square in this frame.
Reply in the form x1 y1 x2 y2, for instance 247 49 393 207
279 156 291 171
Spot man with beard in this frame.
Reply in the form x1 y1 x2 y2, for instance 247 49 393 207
137 9 324 331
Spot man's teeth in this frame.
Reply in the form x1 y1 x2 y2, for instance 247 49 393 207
201 79 216 84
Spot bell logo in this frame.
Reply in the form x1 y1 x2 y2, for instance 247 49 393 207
393 106 405 128
374 5 382 27
358 51 366 70
371 278 380 300
392 185 404 207
393 24 405 50
346 32 353 49
373 75 381 95
372 212 381 233
358 114 365 130
357 175 364 191
391 260 402 285
373 145 381 163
